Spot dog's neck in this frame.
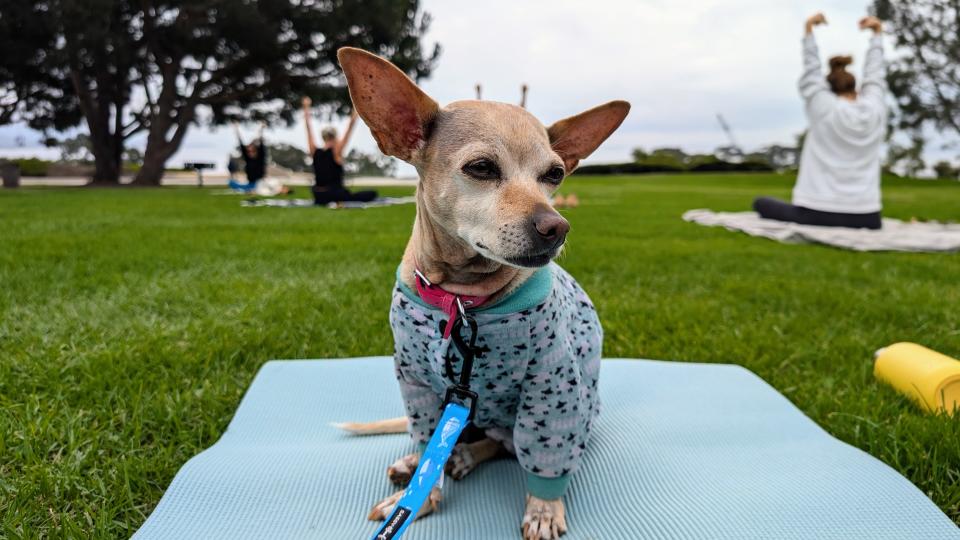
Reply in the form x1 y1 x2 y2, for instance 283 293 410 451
400 193 533 301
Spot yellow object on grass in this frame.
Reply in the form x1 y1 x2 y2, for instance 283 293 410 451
874 342 960 415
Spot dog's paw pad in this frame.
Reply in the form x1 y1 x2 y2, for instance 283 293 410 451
522 497 567 540
368 488 441 522
446 445 477 480
368 491 403 521
387 453 419 486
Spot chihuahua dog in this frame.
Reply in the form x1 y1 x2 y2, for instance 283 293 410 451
337 47 629 540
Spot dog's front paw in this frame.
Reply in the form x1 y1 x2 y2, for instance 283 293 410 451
446 438 504 480
367 487 442 521
446 444 477 480
387 453 419 486
521 495 567 540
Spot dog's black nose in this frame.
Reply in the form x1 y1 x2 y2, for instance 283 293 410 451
532 207 570 244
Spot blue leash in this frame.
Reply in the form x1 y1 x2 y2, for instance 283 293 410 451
370 297 483 540
369 402 470 540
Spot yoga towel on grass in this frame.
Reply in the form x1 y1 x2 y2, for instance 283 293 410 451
133 358 959 539
241 196 415 209
684 209 960 252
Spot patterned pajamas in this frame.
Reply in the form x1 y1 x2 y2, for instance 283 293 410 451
389 264 602 499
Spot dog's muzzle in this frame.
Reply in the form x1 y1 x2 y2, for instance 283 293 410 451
505 207 569 268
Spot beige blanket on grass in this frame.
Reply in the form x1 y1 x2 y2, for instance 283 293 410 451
683 209 960 252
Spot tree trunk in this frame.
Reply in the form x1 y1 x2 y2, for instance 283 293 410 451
133 145 169 185
131 101 194 186
88 132 122 185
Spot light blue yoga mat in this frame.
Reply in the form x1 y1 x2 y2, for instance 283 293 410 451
133 357 959 539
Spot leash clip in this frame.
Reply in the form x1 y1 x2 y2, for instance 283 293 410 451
442 384 478 422
442 313 483 421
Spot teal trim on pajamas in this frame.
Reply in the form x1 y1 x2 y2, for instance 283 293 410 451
416 444 572 499
526 473 571 500
394 264 554 315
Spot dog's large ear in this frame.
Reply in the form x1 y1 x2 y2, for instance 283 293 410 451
337 47 439 162
547 101 631 172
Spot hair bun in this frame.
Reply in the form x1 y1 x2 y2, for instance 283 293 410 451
829 55 853 71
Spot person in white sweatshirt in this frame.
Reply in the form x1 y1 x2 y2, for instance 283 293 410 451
754 13 886 229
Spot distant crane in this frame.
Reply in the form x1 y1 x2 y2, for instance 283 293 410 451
716 113 741 150
715 113 744 162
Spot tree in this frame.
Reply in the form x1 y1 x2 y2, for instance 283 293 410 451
686 153 722 168
744 144 799 170
634 147 689 169
57 134 94 162
267 144 397 176
933 160 959 180
873 1 960 156
0 3 65 127
631 147 688 168
650 148 688 162
885 135 926 177
795 131 807 155
123 147 144 166
344 149 398 177
714 145 744 163
0 0 439 185
267 143 310 173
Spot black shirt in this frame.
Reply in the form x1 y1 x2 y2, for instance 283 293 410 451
312 147 344 190
240 141 266 183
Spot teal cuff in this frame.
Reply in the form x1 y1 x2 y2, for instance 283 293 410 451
395 264 554 315
419 445 570 499
525 472 571 500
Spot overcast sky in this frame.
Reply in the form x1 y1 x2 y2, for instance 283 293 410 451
2 0 929 175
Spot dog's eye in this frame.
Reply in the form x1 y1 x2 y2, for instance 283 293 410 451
541 166 566 185
462 159 500 181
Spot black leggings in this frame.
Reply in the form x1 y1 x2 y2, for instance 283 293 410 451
753 197 882 230
312 187 378 205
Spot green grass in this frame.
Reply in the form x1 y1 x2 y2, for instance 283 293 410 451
1 174 959 537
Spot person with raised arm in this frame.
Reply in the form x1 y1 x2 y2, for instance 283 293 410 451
302 96 378 206
753 13 887 229
229 121 268 193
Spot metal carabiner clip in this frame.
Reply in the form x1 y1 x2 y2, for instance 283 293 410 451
413 268 432 287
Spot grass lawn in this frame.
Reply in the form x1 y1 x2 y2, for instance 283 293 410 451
1 173 959 537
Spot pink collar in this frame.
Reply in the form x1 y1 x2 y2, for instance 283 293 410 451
414 269 490 339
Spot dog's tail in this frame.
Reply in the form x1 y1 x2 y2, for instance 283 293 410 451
332 416 408 435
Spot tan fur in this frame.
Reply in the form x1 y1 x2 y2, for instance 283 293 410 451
522 496 568 540
337 48 438 162
337 46 630 539
331 417 407 435
548 101 631 172
447 437 505 480
368 487 442 522
383 436 506 489
387 453 420 486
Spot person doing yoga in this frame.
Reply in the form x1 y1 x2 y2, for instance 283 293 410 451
301 97 378 206
754 13 886 230
230 121 268 193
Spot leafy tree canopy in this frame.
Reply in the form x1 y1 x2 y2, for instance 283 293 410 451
873 0 960 167
344 149 398 177
0 0 439 184
267 143 310 173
